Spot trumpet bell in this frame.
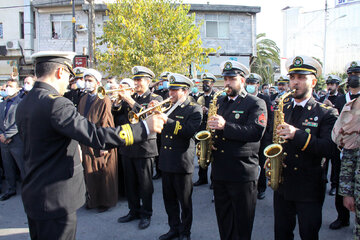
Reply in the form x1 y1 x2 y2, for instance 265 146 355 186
97 86 106 99
195 130 211 141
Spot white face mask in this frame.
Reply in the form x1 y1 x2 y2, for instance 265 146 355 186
76 79 85 89
5 87 17 97
85 81 95 92
23 83 33 92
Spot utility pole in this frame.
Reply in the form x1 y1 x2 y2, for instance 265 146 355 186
72 0 76 52
323 0 328 76
88 0 95 68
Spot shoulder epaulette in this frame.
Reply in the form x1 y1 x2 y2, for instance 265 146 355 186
152 94 159 97
189 102 196 106
48 94 61 99
320 104 331 109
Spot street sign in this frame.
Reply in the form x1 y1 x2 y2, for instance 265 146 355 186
74 55 88 68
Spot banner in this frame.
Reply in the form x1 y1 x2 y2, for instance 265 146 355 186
335 0 360 7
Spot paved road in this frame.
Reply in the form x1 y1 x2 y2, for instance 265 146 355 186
0 165 355 240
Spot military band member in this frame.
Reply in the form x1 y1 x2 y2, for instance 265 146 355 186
320 75 342 108
338 61 360 238
194 73 216 187
245 73 273 200
63 67 86 108
208 60 267 240
158 73 202 240
117 66 163 230
274 56 338 240
15 52 166 240
271 75 289 102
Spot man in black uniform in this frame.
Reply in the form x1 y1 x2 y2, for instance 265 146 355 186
15 51 166 240
189 79 201 102
158 73 202 240
193 73 216 187
117 66 163 230
273 55 338 240
63 67 86 108
245 73 273 200
208 60 267 240
271 75 290 103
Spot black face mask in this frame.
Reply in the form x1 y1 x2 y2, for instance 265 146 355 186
202 84 211 92
348 75 360 89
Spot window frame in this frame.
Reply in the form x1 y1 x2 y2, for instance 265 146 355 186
205 14 230 39
51 14 72 40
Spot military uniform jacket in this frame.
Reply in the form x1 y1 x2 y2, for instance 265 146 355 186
159 99 202 174
63 88 85 108
212 91 267 182
122 89 163 158
15 82 147 220
279 97 338 202
154 88 169 100
0 93 22 139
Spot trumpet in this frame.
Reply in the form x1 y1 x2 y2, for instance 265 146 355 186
128 97 173 124
97 86 134 100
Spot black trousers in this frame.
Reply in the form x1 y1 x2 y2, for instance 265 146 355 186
257 143 267 193
197 165 209 183
27 212 77 240
122 156 154 217
274 191 323 240
213 180 257 240
162 172 193 235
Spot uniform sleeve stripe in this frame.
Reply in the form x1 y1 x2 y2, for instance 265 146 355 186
301 133 311 151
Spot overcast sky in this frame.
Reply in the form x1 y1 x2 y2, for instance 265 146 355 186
184 0 334 49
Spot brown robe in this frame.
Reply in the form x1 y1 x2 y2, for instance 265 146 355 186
78 94 118 209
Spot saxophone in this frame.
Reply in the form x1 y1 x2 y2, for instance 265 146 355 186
195 88 228 169
263 89 295 191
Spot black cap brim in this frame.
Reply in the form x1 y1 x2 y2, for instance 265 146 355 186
288 70 316 76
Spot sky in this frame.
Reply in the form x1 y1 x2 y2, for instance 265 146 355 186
183 0 335 50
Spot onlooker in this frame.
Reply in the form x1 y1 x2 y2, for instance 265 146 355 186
0 79 25 201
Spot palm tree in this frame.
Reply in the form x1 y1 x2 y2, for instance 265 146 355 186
250 33 280 84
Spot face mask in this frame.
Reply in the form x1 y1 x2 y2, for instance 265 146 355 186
5 87 17 97
0 90 7 98
348 75 360 89
246 85 256 94
263 89 269 95
85 81 95 92
202 84 211 92
191 87 198 94
105 83 111 90
23 83 33 92
162 81 169 89
76 79 85 89
158 85 163 90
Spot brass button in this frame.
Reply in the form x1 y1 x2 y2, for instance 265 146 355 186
294 167 298 171
164 146 167 149
169 147 172 150
295 154 299 158
222 138 225 140
284 152 288 156
221 150 224 153
170 136 173 139
165 135 168 138
215 135 218 138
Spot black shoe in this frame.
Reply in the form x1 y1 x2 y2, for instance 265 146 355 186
257 191 265 200
117 213 140 223
138 217 151 229
159 230 179 240
329 187 336 196
329 219 350 230
179 234 191 240
97 206 109 213
152 172 161 180
209 183 213 189
193 179 207 186
0 191 16 201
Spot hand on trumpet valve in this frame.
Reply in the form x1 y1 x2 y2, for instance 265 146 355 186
145 112 168 134
148 100 160 113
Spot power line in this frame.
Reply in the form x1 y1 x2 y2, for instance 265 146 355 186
0 0 73 10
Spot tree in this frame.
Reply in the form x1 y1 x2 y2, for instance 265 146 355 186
96 0 214 78
250 33 280 84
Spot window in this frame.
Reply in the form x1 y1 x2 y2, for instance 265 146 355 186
0 23 3 39
51 14 72 39
20 12 24 39
205 14 229 39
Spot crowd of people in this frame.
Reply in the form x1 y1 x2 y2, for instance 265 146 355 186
0 51 359 240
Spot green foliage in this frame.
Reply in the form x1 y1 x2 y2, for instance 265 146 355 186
96 0 214 78
250 33 280 84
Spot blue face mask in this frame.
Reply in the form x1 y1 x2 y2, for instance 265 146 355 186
158 85 163 90
162 81 169 89
105 83 111 90
246 85 256 94
0 90 7 98
191 87 198 94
